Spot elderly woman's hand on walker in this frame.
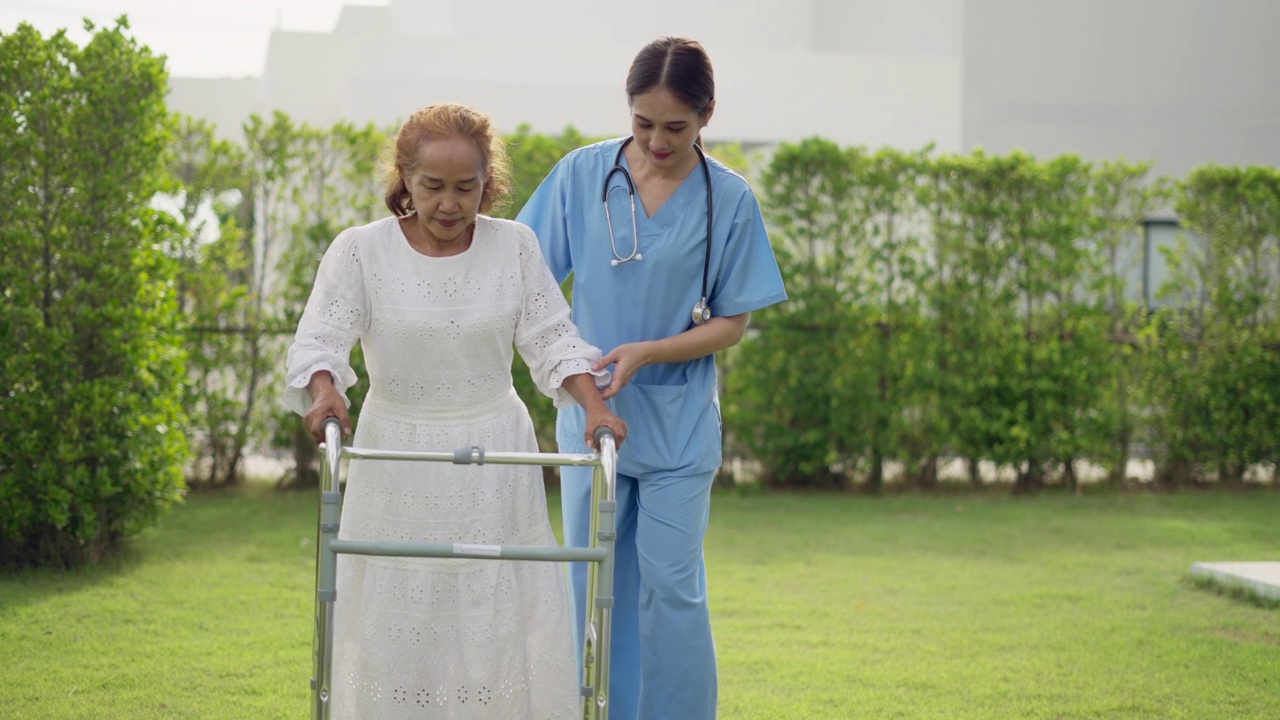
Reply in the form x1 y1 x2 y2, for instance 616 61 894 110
303 371 351 443
563 372 628 449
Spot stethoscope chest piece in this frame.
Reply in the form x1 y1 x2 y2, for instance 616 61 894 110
692 298 712 325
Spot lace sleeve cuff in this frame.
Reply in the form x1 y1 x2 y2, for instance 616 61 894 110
544 354 612 409
281 362 353 415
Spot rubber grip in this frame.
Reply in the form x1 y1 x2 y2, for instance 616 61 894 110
593 426 617 445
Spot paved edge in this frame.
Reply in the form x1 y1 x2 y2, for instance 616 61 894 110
1190 561 1280 602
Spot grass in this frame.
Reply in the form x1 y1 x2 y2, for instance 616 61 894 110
1 485 1278 719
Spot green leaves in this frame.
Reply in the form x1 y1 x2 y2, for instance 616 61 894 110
1143 166 1280 485
727 140 1277 491
730 141 931 490
1 20 188 568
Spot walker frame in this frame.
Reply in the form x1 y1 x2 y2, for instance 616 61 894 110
312 417 618 719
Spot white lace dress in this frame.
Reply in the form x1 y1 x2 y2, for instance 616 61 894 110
283 215 606 719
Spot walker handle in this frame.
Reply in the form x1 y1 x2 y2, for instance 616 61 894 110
592 426 617 447
321 416 343 446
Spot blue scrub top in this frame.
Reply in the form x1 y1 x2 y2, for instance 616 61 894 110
517 137 787 478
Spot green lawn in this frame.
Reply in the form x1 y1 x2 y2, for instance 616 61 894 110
1 485 1277 719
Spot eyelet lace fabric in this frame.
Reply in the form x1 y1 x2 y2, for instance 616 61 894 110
284 216 609 719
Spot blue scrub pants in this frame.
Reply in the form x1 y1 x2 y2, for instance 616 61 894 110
560 462 718 720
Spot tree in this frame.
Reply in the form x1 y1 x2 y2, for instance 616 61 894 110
1146 166 1280 486
727 138 861 488
921 152 1112 493
1000 154 1109 492
917 151 1024 487
272 120 388 487
1088 161 1168 486
166 114 258 487
0 19 188 567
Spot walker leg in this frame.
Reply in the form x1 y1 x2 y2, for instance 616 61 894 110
308 422 615 719
582 434 617 720
312 419 343 720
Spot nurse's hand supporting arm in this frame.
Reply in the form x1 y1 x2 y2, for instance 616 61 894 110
592 312 751 400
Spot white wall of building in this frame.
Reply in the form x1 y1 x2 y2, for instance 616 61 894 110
166 0 1279 183
962 0 1280 178
169 0 962 152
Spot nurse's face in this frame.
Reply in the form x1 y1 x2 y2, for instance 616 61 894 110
401 134 487 250
629 87 714 174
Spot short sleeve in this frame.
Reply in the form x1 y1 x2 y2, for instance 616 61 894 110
708 184 788 318
281 228 370 415
516 156 575 284
510 224 609 408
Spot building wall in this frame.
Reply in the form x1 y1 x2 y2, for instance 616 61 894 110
166 0 963 151
165 0 1280 183
811 0 962 56
167 77 263 138
962 0 1280 179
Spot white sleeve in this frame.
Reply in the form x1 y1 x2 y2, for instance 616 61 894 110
512 224 610 408
281 228 370 415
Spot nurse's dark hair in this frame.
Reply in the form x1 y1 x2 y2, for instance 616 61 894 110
383 103 513 217
626 36 715 134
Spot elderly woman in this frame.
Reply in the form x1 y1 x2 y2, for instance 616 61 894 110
284 103 626 719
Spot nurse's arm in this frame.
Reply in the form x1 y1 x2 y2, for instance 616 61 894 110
593 312 750 400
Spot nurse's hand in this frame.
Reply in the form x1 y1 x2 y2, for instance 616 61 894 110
594 342 654 400
593 314 753 400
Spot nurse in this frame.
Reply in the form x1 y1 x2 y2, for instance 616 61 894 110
517 36 787 720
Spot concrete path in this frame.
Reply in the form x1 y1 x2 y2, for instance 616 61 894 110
1190 561 1280 602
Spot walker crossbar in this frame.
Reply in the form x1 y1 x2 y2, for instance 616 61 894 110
328 538 606 562
343 445 602 467
312 417 617 720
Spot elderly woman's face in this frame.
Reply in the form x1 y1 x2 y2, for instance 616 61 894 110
401 135 486 251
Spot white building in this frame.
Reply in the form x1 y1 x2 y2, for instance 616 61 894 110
962 0 1280 180
166 0 1280 180
169 0 964 153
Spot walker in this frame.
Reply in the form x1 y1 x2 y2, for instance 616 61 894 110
311 417 618 719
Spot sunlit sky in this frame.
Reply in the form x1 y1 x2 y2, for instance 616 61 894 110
1 0 390 77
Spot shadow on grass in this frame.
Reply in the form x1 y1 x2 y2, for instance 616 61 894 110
0 483 318 614
0 543 150 615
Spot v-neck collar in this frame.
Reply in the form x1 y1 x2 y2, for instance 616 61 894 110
615 138 706 228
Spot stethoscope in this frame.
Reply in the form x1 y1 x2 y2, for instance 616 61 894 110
602 137 715 325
